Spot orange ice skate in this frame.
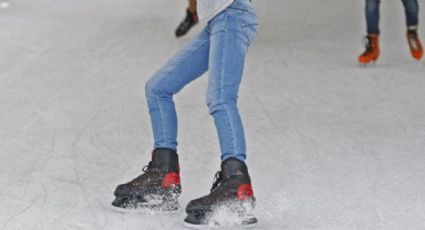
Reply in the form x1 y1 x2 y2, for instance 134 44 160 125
358 34 380 64
406 29 423 60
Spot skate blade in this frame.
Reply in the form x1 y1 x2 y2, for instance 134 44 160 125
358 61 376 67
111 204 180 214
111 206 179 215
184 216 258 229
184 221 258 229
111 196 179 213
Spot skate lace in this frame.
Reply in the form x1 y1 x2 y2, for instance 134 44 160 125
408 31 419 51
126 162 162 183
142 161 158 173
362 36 373 52
210 171 223 192
128 162 155 181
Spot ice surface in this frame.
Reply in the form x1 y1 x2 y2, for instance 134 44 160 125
1 0 425 229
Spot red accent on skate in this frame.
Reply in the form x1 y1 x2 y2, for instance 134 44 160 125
162 172 180 188
237 184 254 200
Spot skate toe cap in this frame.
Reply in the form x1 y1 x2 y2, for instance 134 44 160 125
185 199 203 212
114 185 128 196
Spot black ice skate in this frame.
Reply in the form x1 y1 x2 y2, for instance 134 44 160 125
175 8 198 38
111 148 181 211
184 158 257 228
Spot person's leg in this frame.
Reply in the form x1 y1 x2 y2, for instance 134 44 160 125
206 3 258 162
366 0 380 35
401 0 419 29
188 0 196 14
146 29 210 151
185 3 259 226
175 0 199 37
359 0 381 64
112 29 211 210
402 0 423 59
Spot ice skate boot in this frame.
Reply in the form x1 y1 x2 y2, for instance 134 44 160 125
358 34 380 64
406 28 423 60
112 148 181 211
184 158 257 228
175 8 198 38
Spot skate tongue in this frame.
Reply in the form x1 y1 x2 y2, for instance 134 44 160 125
221 158 249 179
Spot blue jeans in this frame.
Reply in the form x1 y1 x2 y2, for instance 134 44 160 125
145 0 258 162
366 0 419 34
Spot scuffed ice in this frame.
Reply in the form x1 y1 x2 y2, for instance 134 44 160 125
1 0 425 229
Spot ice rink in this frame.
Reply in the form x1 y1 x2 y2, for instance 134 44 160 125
1 0 425 229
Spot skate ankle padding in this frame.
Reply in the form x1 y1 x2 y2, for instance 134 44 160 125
151 148 179 171
408 25 418 32
221 158 250 180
